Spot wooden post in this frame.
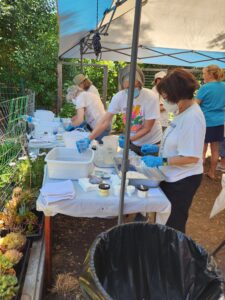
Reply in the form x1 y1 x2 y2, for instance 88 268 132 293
57 62 63 114
45 216 52 286
102 65 108 108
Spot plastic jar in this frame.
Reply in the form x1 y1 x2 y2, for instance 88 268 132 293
137 185 149 198
98 183 110 197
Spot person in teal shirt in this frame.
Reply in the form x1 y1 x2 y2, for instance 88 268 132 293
196 65 225 179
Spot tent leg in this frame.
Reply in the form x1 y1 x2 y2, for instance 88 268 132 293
57 62 63 114
118 0 143 225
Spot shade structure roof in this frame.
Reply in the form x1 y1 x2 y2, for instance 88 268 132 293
57 0 225 68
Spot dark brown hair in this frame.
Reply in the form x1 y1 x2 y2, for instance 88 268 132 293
157 68 199 103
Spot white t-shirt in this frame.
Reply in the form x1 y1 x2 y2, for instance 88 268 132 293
108 88 162 146
158 103 206 182
73 91 105 129
88 85 100 98
152 86 178 128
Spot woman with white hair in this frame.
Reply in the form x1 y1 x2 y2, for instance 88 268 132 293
76 65 162 155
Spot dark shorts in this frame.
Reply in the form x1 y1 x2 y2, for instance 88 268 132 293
205 125 224 143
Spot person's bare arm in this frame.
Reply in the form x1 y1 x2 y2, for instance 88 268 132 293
168 156 199 165
71 108 85 126
89 112 114 140
130 119 155 142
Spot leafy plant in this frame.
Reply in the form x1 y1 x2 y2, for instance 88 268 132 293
112 113 124 133
59 102 76 118
0 0 58 108
0 274 18 300
15 156 45 190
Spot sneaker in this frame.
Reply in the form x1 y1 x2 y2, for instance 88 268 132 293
216 163 225 172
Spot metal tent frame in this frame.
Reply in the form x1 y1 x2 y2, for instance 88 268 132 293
57 0 225 228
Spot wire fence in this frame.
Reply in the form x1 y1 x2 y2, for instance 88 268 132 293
0 88 35 209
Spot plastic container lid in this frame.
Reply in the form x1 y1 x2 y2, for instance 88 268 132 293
136 184 149 192
99 183 110 190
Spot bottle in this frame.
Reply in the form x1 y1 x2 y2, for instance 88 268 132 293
94 143 105 167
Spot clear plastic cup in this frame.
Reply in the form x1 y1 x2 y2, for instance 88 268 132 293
76 140 88 153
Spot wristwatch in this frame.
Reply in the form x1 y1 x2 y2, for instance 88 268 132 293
162 158 169 166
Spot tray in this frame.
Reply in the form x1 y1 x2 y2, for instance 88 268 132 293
26 210 44 241
14 239 31 300
113 157 160 188
0 210 44 241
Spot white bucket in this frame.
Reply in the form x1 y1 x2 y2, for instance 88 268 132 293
34 110 55 122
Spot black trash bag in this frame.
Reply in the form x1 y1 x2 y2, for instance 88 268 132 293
79 223 225 300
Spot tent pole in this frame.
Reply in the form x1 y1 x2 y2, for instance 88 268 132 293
118 0 142 225
80 38 84 73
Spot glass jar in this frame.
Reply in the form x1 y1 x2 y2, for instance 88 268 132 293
137 185 149 198
98 183 110 197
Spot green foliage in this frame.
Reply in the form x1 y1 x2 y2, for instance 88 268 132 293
0 0 58 108
112 113 124 133
16 156 45 190
0 274 18 300
59 102 76 118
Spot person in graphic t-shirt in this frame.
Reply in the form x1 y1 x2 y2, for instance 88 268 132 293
76 65 162 155
141 69 206 233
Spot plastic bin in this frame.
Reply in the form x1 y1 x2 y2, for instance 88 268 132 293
34 121 60 137
34 110 55 121
63 129 90 149
79 223 225 300
45 147 94 179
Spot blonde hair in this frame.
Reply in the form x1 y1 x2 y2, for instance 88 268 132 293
204 65 225 81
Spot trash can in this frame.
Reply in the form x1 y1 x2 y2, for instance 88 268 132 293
79 223 225 300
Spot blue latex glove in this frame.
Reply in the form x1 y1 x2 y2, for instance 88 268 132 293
76 138 91 153
141 144 159 154
65 124 75 132
118 135 125 148
141 155 163 168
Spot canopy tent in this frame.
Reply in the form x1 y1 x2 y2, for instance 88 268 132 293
58 0 225 68
57 0 225 224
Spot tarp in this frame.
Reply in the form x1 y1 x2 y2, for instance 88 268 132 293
57 0 225 67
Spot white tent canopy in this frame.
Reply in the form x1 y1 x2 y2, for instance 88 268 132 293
58 0 225 67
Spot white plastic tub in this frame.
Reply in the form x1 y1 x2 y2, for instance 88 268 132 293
45 147 94 179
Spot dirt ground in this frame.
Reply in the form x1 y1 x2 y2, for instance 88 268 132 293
44 168 225 299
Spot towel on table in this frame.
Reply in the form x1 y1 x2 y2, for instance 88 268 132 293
40 180 75 205
78 178 98 192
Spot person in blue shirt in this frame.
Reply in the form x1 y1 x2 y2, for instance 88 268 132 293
196 65 225 180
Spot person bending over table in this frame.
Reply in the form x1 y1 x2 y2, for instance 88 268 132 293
73 73 100 97
68 86 110 143
76 65 162 155
141 68 206 233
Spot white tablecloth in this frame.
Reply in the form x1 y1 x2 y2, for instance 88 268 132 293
37 167 171 225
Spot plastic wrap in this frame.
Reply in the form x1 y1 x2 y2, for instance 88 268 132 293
80 223 225 300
